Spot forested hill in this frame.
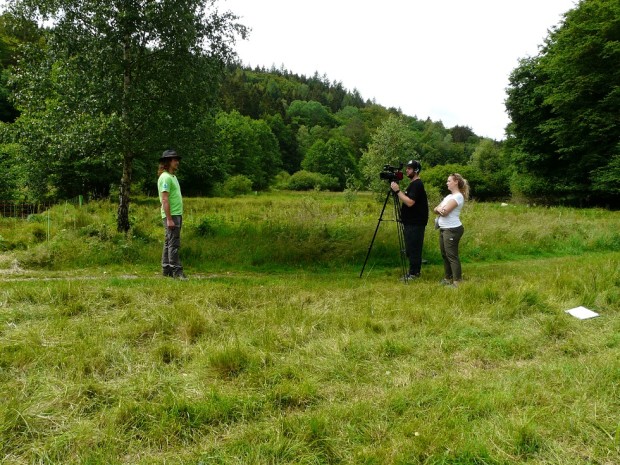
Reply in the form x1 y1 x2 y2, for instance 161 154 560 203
214 64 486 177
220 65 368 119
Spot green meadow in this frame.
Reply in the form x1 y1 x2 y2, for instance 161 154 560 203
1 192 620 464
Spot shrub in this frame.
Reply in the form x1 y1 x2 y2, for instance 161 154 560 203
31 226 47 243
80 223 112 241
195 216 229 237
285 170 339 191
214 175 254 198
271 170 291 190
27 214 47 223
424 183 443 210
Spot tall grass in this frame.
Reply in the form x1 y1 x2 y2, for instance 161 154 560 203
1 192 619 463
1 192 619 273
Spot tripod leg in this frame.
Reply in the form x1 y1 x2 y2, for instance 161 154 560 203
392 193 409 282
360 189 392 278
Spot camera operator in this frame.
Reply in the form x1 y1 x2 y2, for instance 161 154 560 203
390 159 429 279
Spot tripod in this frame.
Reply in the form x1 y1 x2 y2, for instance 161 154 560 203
360 188 409 282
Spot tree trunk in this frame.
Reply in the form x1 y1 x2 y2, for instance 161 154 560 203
117 152 133 233
117 34 133 233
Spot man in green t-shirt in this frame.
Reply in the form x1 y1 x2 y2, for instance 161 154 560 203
158 149 187 279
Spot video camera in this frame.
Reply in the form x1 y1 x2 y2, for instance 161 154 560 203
379 163 404 182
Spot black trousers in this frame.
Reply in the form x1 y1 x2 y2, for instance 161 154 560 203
404 223 426 275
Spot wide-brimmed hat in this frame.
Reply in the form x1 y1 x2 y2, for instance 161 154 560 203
160 149 181 161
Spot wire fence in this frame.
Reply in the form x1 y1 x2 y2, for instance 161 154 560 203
0 196 84 219
0 202 54 218
0 197 87 247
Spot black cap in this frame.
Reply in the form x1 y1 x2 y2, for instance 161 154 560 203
406 160 421 173
160 149 181 161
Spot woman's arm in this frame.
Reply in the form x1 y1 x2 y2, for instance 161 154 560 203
434 198 458 216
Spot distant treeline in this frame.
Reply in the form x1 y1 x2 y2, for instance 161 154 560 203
0 0 618 213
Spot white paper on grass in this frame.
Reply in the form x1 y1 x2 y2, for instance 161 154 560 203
565 306 599 320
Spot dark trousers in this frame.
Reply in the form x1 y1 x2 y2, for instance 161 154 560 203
162 216 183 276
404 223 426 275
439 225 464 281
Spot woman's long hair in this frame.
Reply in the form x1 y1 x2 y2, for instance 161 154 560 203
451 173 470 200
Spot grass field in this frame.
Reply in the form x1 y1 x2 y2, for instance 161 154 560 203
1 192 619 464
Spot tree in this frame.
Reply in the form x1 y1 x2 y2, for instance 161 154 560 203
359 115 417 196
177 115 227 197
423 163 487 200
0 12 41 123
450 125 477 143
214 110 281 189
295 123 329 163
334 105 370 159
505 0 620 205
470 139 502 173
8 0 246 231
301 136 357 189
469 139 511 199
0 142 21 199
263 113 300 174
286 100 336 128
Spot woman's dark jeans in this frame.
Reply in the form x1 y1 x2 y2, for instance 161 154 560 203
439 225 464 281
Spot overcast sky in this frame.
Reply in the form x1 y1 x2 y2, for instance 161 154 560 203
222 0 577 140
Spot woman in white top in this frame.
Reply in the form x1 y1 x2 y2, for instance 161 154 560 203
433 173 469 287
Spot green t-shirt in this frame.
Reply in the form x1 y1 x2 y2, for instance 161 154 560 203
158 171 183 218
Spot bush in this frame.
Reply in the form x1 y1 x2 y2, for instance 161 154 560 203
214 175 254 198
284 170 339 191
424 183 443 210
271 171 291 190
195 216 230 237
31 226 47 243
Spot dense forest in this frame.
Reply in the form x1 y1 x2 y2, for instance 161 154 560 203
0 0 618 230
